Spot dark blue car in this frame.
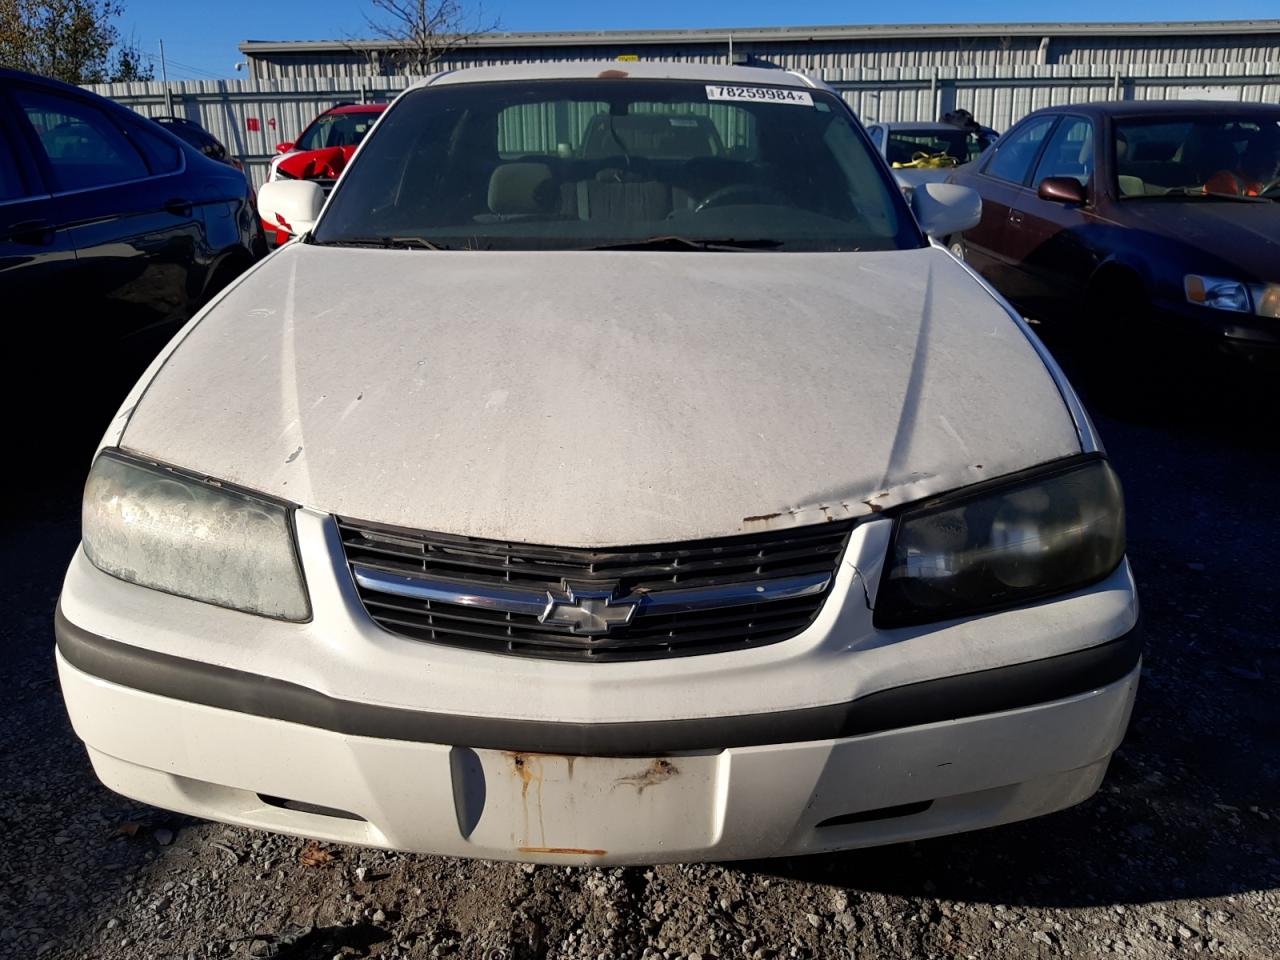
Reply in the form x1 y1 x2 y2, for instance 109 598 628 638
1 68 265 360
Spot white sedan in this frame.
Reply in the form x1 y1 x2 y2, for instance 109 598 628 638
56 61 1139 866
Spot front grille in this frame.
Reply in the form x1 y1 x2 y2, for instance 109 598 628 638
337 517 854 662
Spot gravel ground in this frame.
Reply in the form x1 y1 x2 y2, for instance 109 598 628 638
2 345 1277 960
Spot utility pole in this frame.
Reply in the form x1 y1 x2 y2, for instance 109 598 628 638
159 39 173 113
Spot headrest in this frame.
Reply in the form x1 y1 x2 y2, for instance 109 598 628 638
488 163 555 215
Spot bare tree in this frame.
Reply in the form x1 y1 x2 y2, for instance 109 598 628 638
363 0 498 73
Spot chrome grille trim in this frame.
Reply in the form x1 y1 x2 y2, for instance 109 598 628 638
353 566 832 619
338 517 854 661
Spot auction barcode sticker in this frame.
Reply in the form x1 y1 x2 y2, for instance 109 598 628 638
705 85 814 107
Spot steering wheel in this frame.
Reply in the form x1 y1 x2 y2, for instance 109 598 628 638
695 183 790 212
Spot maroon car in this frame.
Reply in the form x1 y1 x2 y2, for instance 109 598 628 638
948 101 1280 354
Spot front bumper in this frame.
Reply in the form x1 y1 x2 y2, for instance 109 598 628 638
57 638 1138 866
1153 296 1280 351
56 510 1142 864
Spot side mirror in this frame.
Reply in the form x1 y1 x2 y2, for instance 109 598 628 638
1038 176 1088 205
257 180 325 240
911 182 982 239
275 141 295 155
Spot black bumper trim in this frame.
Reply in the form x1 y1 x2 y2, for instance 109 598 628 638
55 605 1142 757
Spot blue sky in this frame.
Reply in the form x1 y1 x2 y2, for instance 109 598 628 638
119 1 1278 79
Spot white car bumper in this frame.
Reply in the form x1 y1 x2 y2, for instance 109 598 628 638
56 510 1141 865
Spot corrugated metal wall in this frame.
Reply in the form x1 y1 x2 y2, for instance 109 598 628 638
242 30 1280 80
87 61 1280 190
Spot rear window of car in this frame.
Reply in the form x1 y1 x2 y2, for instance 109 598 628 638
14 87 149 190
885 128 992 167
123 118 184 174
159 119 226 161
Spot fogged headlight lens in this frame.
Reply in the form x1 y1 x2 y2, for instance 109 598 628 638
82 450 310 621
874 458 1125 628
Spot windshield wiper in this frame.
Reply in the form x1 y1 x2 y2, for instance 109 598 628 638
307 236 448 249
582 236 785 252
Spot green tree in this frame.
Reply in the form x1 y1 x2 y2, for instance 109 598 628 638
0 0 154 84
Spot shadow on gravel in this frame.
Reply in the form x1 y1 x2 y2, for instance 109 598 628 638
1032 323 1280 450
736 333 1280 911
269 922 390 959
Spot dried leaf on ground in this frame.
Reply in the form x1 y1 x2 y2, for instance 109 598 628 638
299 841 335 867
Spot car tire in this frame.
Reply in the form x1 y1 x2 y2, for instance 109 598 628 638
200 254 253 308
945 235 967 261
1082 271 1189 417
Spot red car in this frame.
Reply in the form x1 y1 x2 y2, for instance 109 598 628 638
263 102 386 243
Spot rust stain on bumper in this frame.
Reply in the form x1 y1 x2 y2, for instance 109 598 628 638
614 758 680 794
518 846 607 856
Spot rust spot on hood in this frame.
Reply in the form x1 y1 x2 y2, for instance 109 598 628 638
743 511 783 523
597 69 629 78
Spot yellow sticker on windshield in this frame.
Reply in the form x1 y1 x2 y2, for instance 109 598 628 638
705 85 813 107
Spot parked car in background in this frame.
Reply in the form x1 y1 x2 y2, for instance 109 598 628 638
866 116 998 192
154 115 247 177
57 61 1139 867
948 101 1280 354
0 68 265 362
263 102 386 243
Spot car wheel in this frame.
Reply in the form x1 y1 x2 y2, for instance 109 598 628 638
1082 271 1183 415
946 235 967 261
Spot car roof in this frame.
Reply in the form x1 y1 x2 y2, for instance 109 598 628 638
875 122 971 132
420 60 823 91
324 103 388 115
1027 100 1280 120
0 66 142 107
154 116 206 128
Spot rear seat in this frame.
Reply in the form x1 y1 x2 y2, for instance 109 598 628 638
483 161 694 223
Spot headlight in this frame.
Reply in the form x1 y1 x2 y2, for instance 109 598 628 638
1185 274 1250 313
1185 275 1280 318
1253 283 1280 319
874 458 1125 628
82 450 310 621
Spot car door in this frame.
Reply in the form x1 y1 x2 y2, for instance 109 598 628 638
10 83 205 348
958 114 1058 295
0 96 76 332
1004 115 1099 316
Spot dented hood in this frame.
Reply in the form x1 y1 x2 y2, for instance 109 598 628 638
122 245 1080 546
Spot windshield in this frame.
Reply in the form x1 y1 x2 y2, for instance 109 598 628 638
1115 115 1280 200
312 79 919 252
886 128 992 167
296 111 380 152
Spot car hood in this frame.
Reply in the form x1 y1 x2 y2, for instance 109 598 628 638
1122 199 1280 281
121 245 1080 546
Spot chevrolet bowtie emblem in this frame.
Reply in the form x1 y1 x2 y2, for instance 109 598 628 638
539 586 639 636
